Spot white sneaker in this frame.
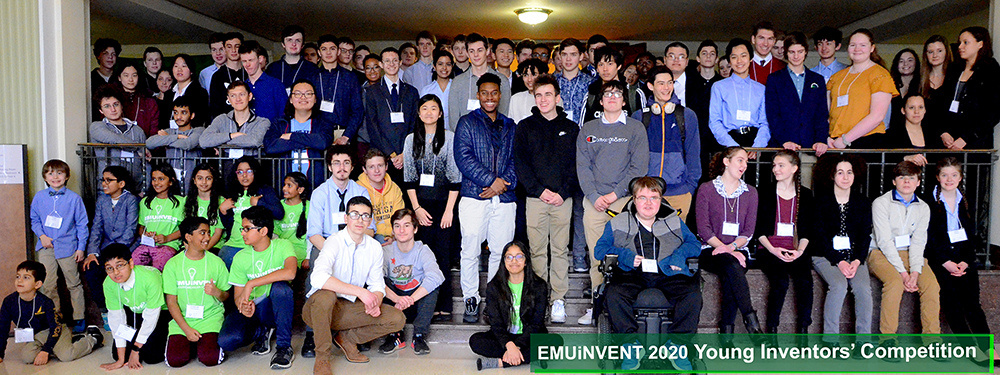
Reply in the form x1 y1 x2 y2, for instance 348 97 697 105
577 308 593 325
551 300 566 324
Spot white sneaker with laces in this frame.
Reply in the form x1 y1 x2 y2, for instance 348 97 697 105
577 308 593 325
551 300 566 323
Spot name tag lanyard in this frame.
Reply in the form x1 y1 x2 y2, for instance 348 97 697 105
181 254 210 309
723 195 741 236
16 295 36 329
731 79 754 124
290 119 312 172
835 68 865 107
419 149 438 178
117 283 139 337
319 70 341 108
776 194 797 238
281 60 304 86
46 194 63 227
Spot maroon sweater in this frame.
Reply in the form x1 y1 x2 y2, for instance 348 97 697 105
749 59 786 85
695 180 759 246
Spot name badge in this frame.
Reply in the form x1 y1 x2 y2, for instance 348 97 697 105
776 223 794 237
641 258 658 273
949 100 960 113
120 150 135 159
390 112 405 123
169 119 178 129
333 211 346 226
114 324 137 342
419 174 435 187
228 149 244 159
140 235 155 247
286 87 292 96
467 99 480 110
833 235 851 250
14 328 34 343
722 221 739 236
894 235 910 248
320 100 335 113
836 95 849 107
948 228 968 243
736 110 752 122
185 304 204 319
44 215 62 229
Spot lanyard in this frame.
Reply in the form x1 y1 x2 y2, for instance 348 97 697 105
722 194 740 225
835 65 868 99
384 98 401 113
181 252 210 306
281 60 304 85
117 281 139 327
419 137 438 175
320 70 341 103
731 79 752 120
16 296 36 328
776 194 796 224
49 194 61 217
134 96 141 120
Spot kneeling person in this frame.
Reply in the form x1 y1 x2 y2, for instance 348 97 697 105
100 244 169 370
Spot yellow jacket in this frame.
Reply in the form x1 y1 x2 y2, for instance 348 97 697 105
356 173 406 237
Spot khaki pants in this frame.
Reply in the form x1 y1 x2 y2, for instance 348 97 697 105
664 193 692 222
582 197 630 290
303 290 405 355
13 325 96 363
37 249 85 320
525 197 573 301
868 249 941 334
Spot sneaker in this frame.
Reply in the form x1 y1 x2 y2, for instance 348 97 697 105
878 339 901 362
464 297 480 323
379 332 405 354
72 319 87 334
432 312 452 323
358 342 372 352
665 341 692 371
252 327 275 355
551 300 566 324
301 331 316 358
270 346 294 369
412 334 430 355
572 255 588 272
86 325 105 350
577 308 593 325
621 341 645 370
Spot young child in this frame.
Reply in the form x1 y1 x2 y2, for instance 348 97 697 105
100 243 168 370
29 159 89 333
134 163 184 271
85 165 138 328
276 171 311 268
357 149 405 245
163 217 230 367
145 96 205 192
380 208 444 355
0 261 102 365
184 163 225 250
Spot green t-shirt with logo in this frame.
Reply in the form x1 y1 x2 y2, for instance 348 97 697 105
196 197 225 234
228 238 295 301
103 265 165 313
139 197 184 250
276 200 309 264
509 281 523 334
162 251 230 335
223 194 253 249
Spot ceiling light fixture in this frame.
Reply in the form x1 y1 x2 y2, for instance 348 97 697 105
515 7 552 25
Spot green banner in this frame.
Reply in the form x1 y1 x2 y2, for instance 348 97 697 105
529 334 993 373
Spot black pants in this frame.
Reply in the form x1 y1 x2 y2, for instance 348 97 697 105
700 248 754 326
930 263 990 335
758 251 814 330
469 331 532 365
605 273 702 334
415 197 458 313
111 310 170 365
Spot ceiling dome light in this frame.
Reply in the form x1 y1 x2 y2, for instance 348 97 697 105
515 7 552 25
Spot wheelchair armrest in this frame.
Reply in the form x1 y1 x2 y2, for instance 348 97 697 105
686 257 699 274
599 254 619 277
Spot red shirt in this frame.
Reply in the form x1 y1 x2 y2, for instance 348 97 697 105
749 58 786 85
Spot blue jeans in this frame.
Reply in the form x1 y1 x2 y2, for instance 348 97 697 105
383 282 439 336
219 281 294 350
219 245 244 269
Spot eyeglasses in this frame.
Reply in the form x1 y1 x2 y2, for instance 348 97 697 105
104 263 129 274
101 178 119 183
505 254 526 262
602 91 624 98
291 91 315 98
240 226 263 233
347 211 373 221
236 170 254 176
365 66 381 72
635 196 662 203
340 48 354 54
100 102 122 110
666 53 688 60
329 160 351 167
532 53 549 58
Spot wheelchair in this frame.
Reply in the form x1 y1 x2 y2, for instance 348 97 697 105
593 254 700 335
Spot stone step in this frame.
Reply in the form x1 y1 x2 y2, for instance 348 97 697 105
446 269 593 299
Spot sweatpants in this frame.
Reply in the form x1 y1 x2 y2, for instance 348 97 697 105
131 244 176 271
165 332 223 367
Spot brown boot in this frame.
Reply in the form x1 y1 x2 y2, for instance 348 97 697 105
334 332 370 363
313 352 332 375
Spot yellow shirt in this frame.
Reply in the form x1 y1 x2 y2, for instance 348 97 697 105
826 64 898 139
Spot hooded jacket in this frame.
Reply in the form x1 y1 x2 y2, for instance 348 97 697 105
357 173 406 237
594 198 701 277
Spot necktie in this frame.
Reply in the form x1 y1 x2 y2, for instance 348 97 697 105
337 189 347 230
390 83 400 111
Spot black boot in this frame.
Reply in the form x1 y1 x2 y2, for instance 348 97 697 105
301 331 316 358
764 326 779 347
719 325 735 348
796 325 810 347
743 312 763 334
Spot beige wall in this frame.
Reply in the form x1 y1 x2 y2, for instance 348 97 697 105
0 0 44 193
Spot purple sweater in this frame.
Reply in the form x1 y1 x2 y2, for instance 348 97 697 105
695 179 758 245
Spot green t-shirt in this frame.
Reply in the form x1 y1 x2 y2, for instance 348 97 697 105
509 281 523 334
223 194 253 249
139 197 184 250
276 200 309 264
196 197 225 234
162 251 230 335
229 238 295 301
103 265 165 313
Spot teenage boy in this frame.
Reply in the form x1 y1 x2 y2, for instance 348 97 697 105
749 22 785 85
455 74 518 323
200 81 271 157
576 80 649 325
581 47 630 123
90 86 147 175
402 31 437 89
514 75 579 324
448 33 512 130
311 34 364 145
380 209 444 355
764 32 830 156
584 35 609 77
200 33 228 99
451 34 470 75
709 38 770 148
266 25 320 91
209 32 248 117
337 37 358 75
634 66 701 220
307 146 374 250
240 40 289 124
354 45 371 73
100 244 168 370
357 149 406 245
493 38 516 83
146 96 204 185
663 42 694 106
0 261 102 365
29 159 89 333
140 47 164 96
303 42 320 66
810 26 847 83
305 197 405 375
220 206 297 369
86 165 138 316
92 38 121 119
555 38 595 124
689 40 724 160
515 39 535 64
162 217 229 367
364 47 419 182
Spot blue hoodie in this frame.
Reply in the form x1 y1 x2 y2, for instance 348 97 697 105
632 99 701 196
